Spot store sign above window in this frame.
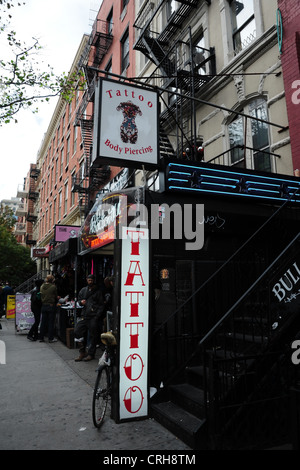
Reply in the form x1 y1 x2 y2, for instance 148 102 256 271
78 188 145 255
164 160 300 204
92 78 159 169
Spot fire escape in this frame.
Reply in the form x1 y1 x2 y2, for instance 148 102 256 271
133 0 215 162
25 165 39 245
72 18 113 222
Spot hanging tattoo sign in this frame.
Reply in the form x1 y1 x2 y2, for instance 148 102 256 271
93 78 159 169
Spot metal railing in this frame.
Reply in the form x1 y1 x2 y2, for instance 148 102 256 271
207 144 281 173
15 270 49 294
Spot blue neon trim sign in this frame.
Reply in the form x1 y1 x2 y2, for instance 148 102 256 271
165 162 300 204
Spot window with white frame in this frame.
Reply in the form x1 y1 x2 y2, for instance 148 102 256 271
193 33 206 75
230 0 256 54
228 98 271 172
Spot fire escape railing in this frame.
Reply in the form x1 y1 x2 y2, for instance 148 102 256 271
206 144 281 173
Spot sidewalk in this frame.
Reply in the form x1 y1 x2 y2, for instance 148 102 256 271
0 318 191 451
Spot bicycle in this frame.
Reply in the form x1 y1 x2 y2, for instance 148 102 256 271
92 330 117 429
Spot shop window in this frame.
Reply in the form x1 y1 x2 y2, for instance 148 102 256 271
228 98 271 171
230 0 256 54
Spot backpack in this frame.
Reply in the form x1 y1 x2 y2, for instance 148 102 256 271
31 289 42 308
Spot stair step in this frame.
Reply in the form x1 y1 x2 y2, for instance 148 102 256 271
169 383 205 418
224 332 268 344
151 400 206 449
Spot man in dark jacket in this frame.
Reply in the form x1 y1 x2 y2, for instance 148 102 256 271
74 274 104 362
39 274 58 343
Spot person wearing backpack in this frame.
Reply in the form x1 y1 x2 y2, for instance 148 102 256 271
27 279 44 341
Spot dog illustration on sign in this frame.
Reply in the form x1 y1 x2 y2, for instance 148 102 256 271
117 101 142 144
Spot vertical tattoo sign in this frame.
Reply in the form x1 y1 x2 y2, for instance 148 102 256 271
119 227 149 420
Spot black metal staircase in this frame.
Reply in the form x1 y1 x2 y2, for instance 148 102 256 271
150 194 300 449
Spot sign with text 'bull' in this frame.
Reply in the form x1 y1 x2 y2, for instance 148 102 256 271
93 78 159 169
119 227 149 421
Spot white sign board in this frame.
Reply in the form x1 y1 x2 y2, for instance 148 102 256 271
95 79 159 169
119 227 149 420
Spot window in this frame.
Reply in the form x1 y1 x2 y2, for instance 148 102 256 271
49 203 52 230
249 99 271 172
121 29 129 73
55 155 58 184
60 147 64 175
193 33 206 75
71 171 76 207
58 191 62 221
105 58 112 75
64 182 68 214
66 136 70 166
167 0 177 19
230 0 255 54
122 0 129 11
53 197 57 224
228 98 271 171
107 8 113 35
73 126 78 153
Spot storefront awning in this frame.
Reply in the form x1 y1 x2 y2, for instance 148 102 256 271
49 237 77 263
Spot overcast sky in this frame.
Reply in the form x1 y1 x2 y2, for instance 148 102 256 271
0 0 99 202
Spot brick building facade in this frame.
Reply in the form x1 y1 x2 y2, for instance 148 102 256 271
277 0 300 171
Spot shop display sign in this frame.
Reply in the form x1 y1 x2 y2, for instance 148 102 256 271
55 225 81 242
94 78 159 169
79 188 145 255
165 161 300 204
119 226 149 420
15 293 34 333
6 295 15 319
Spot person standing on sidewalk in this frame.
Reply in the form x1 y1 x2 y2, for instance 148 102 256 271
39 274 59 343
27 278 44 341
74 274 104 362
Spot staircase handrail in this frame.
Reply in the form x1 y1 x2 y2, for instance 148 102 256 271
15 269 49 293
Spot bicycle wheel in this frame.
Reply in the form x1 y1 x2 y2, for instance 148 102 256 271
92 366 110 428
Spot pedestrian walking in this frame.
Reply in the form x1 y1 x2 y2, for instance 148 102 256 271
39 274 58 343
74 274 104 362
27 278 44 341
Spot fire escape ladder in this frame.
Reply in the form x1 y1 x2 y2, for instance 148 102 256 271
140 32 176 77
80 118 94 160
159 130 176 159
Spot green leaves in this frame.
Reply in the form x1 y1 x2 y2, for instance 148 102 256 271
0 204 36 285
0 0 86 124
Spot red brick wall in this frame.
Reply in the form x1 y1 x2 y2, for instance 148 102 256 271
278 1 300 170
